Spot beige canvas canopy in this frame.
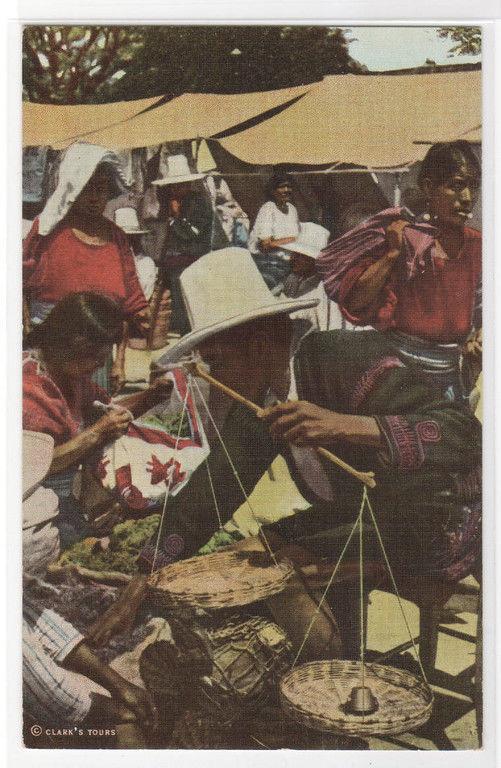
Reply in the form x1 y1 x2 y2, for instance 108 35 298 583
23 96 163 148
24 84 310 150
218 71 481 169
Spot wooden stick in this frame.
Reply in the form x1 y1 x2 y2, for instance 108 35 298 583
186 362 376 488
47 563 132 586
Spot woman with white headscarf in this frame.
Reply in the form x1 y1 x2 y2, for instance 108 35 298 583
23 144 150 391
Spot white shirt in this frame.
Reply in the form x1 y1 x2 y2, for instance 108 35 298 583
248 201 300 254
133 251 158 301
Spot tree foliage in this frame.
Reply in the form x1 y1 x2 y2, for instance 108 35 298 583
23 25 359 104
22 26 144 103
437 26 481 57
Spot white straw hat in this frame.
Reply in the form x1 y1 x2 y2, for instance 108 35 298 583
152 154 206 186
114 206 150 234
281 222 330 259
23 431 54 500
158 247 320 364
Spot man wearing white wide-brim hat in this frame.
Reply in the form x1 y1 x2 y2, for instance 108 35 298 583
88 246 481 663
152 154 222 335
86 246 343 660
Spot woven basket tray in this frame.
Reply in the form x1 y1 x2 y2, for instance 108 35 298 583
280 660 433 737
148 550 294 609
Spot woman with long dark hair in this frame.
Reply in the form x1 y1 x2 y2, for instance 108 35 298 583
23 291 171 547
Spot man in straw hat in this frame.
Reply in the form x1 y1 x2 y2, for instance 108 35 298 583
152 154 221 335
87 246 481 662
87 247 343 660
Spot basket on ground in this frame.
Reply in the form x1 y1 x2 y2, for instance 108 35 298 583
280 659 433 737
148 549 294 609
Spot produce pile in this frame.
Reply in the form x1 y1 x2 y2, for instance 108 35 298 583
58 514 161 575
138 408 191 438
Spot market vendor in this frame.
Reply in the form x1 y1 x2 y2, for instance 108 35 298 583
23 291 173 547
86 248 481 654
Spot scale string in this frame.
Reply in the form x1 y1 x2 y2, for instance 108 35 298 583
359 494 365 722
363 487 430 687
291 504 364 680
151 374 192 573
204 453 224 531
190 373 278 566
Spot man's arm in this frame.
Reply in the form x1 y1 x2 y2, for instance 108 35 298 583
63 639 157 728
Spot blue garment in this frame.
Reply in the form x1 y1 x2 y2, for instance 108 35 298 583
252 249 291 295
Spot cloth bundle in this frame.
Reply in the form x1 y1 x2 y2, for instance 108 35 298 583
317 206 438 302
93 369 209 512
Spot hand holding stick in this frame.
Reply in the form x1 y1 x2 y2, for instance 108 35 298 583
184 361 376 488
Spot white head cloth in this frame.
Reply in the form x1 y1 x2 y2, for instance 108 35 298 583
38 143 123 236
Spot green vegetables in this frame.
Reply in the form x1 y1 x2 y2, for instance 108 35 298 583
197 528 245 556
58 514 161 575
140 409 191 438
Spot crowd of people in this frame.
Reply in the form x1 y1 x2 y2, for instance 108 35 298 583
21 139 482 747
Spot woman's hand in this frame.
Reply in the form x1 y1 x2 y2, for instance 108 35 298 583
385 219 409 255
260 401 349 447
93 408 133 443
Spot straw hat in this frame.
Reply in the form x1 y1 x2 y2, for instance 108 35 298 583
281 222 330 259
114 206 150 234
158 247 320 364
23 431 54 500
152 154 206 186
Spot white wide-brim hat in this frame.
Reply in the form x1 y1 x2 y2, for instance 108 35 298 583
152 153 206 186
281 222 330 259
23 431 55 500
114 206 150 234
158 247 320 364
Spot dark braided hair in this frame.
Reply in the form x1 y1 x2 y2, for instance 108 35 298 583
24 291 123 360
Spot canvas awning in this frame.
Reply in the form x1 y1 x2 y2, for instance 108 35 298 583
35 84 310 150
217 71 482 169
23 96 164 148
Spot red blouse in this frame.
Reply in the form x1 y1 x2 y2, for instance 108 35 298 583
22 349 110 446
337 227 481 343
23 218 147 317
